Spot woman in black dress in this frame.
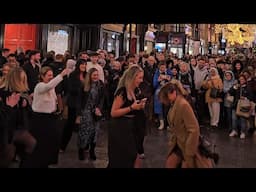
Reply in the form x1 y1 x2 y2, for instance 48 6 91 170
108 65 146 168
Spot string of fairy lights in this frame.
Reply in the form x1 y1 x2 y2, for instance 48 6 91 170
214 24 256 46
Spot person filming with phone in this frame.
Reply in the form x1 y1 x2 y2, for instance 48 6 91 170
108 65 147 168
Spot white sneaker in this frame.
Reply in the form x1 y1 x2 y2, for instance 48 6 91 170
139 153 145 159
158 120 164 130
240 133 246 139
229 130 238 137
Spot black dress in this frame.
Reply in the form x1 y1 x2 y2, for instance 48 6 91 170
107 87 146 168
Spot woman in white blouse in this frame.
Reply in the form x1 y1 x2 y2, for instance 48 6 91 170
20 66 69 168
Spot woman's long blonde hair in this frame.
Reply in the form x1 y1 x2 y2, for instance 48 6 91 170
115 64 143 94
0 63 11 88
4 67 29 92
158 79 188 105
84 68 98 92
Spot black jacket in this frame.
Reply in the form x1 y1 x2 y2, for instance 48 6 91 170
141 63 157 98
228 84 254 109
66 71 84 111
80 80 105 115
0 100 15 145
22 62 40 94
0 56 7 68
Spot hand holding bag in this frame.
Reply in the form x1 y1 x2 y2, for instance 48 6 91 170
209 80 222 98
236 98 251 118
226 94 234 103
236 88 251 118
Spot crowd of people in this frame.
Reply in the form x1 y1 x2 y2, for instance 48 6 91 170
0 46 256 168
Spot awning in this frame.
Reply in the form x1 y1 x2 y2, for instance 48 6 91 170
101 24 124 33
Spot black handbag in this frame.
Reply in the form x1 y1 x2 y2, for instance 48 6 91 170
92 113 102 121
198 135 219 165
209 81 222 98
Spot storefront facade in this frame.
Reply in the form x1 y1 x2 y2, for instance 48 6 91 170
155 31 168 52
168 32 186 58
46 24 73 55
1 24 38 53
0 24 78 57
100 24 124 57
144 30 155 54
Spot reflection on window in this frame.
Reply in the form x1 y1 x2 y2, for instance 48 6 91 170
47 25 70 55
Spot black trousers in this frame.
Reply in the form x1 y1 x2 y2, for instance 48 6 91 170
195 90 209 124
20 112 59 168
108 117 137 168
60 107 77 151
134 111 146 155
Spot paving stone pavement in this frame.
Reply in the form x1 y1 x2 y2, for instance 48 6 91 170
55 121 256 168
8 120 256 168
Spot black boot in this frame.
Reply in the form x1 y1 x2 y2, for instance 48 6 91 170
78 148 85 160
89 142 96 161
85 143 89 151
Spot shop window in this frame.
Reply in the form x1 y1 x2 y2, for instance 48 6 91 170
47 24 70 55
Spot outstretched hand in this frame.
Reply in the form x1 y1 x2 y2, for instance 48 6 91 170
61 68 71 77
6 93 20 107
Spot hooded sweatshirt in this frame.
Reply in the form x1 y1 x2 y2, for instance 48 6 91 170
223 70 236 93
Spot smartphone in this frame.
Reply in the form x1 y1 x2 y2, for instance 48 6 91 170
141 98 147 103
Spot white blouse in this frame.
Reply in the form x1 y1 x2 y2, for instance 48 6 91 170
32 74 63 113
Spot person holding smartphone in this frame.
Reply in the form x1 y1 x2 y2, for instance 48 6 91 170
108 65 146 168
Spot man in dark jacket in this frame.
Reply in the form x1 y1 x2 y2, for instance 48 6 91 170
140 56 157 133
22 50 41 95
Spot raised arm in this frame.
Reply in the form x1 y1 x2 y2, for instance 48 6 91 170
36 69 69 93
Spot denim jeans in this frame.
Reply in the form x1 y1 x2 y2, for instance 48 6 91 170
232 109 248 133
225 107 232 132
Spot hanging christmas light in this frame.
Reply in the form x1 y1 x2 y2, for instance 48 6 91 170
214 24 256 46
